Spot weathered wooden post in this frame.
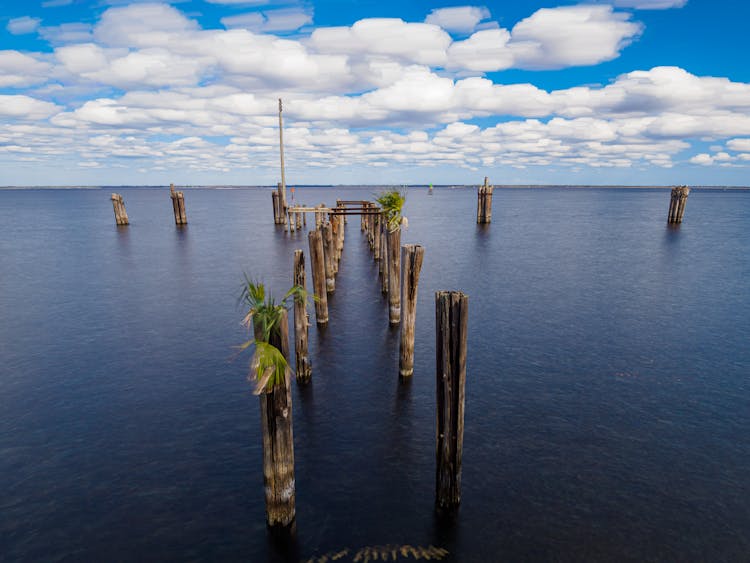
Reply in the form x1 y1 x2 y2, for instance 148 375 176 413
253 310 295 528
272 191 281 224
293 250 311 382
373 212 382 260
667 185 690 224
287 209 295 233
477 176 493 224
277 182 287 225
308 230 329 324
435 291 468 509
387 228 402 324
277 98 288 221
315 203 325 230
323 222 336 291
111 193 129 225
169 183 187 225
367 204 382 250
335 214 344 261
380 223 388 294
337 198 347 224
399 244 425 376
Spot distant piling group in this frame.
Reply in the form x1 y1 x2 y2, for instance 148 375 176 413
476 176 493 224
667 185 690 224
170 183 187 225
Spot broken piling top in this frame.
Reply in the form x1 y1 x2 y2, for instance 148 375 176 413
476 176 494 224
111 193 129 225
169 183 187 225
667 185 690 224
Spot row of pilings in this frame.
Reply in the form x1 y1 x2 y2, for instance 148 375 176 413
109 183 692 228
254 196 469 533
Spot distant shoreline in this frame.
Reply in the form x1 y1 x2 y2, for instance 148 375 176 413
1 184 749 191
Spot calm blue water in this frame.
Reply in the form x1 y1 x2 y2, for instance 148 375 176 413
0 186 748 562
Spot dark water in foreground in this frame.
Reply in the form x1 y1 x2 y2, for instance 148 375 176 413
1 186 749 562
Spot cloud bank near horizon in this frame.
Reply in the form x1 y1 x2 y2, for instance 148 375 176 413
1 1 749 185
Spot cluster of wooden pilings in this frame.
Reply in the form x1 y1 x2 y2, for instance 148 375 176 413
169 183 187 225
272 182 288 225
110 185 192 227
667 185 690 224
476 176 493 224
283 201 353 327
359 203 427 376
249 193 473 532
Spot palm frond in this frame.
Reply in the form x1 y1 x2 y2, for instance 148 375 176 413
375 188 407 232
237 276 316 392
246 340 289 393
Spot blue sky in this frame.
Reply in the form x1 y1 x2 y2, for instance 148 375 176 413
1 0 748 185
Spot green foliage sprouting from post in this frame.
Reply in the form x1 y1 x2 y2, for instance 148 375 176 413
376 188 406 232
238 276 310 394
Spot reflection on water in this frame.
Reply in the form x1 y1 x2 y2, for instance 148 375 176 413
0 187 748 561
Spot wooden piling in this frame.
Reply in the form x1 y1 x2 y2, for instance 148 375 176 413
278 99 288 218
373 212 382 260
435 291 468 509
336 214 344 261
399 244 425 376
170 184 180 224
272 192 281 224
323 221 336 291
170 183 187 225
316 203 325 230
277 182 287 225
307 230 329 324
253 310 295 528
387 229 402 324
369 207 376 249
668 185 690 224
111 193 129 225
380 223 388 294
477 176 494 224
293 250 311 382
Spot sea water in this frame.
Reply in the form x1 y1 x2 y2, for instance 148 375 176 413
1 186 748 561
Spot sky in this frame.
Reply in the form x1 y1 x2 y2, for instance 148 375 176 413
1 0 749 186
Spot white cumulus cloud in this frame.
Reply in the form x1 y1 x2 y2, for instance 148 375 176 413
7 16 42 35
221 8 313 33
690 153 713 165
0 95 60 119
508 5 643 69
425 6 491 34
613 0 687 9
310 19 451 66
0 51 52 87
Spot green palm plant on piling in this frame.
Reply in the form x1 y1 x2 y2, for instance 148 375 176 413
376 188 407 232
238 276 309 394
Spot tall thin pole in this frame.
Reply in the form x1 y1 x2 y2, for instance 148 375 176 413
278 98 287 212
